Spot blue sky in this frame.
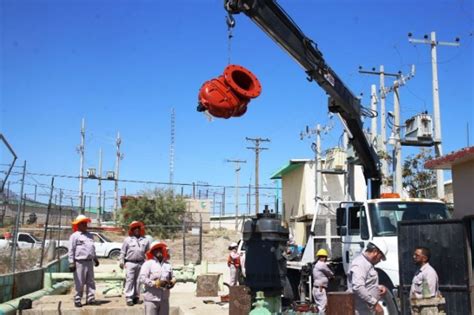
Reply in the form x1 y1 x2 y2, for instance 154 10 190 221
1 0 473 212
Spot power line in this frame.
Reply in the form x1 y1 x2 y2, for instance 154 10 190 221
1 170 280 191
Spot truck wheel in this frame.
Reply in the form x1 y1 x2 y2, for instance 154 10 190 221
380 289 399 315
108 249 121 260
56 247 68 256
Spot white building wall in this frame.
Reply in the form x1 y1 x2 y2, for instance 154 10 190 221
452 160 474 218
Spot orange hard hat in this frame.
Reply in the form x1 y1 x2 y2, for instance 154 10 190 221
128 221 145 237
71 215 91 232
146 241 169 261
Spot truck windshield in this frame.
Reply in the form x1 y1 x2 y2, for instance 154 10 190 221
369 202 450 236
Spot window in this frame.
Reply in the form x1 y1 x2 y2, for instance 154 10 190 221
369 202 450 236
348 206 369 239
98 233 111 242
93 234 104 243
348 207 360 234
19 234 34 243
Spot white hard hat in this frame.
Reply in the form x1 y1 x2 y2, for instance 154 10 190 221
229 242 238 248
369 239 388 261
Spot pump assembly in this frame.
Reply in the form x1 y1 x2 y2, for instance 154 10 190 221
197 64 262 119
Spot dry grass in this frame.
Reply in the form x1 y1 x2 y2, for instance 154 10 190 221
0 248 43 274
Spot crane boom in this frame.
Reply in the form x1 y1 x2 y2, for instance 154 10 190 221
225 0 381 198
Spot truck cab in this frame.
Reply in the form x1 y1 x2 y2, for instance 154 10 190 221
336 198 450 290
286 197 450 314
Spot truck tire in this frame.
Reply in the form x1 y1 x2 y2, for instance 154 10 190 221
380 289 399 315
56 247 68 256
108 249 121 260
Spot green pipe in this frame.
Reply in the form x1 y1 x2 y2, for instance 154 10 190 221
0 280 71 315
51 272 124 281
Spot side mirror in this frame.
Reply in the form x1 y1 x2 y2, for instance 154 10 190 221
336 207 346 226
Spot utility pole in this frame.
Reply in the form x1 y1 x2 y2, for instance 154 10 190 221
114 132 123 221
226 159 246 231
408 32 460 199
393 86 402 194
386 67 415 194
301 122 332 201
77 118 85 214
358 66 401 180
370 85 378 143
97 148 103 225
246 137 270 214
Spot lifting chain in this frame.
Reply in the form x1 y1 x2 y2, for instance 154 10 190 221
226 13 236 65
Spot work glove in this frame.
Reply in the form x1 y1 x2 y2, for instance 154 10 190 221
94 258 99 267
167 278 177 289
119 262 124 269
69 263 76 272
154 280 168 288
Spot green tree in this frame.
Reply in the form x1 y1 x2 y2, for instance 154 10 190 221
402 148 436 198
119 188 186 238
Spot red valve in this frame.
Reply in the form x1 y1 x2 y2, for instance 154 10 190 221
197 64 262 119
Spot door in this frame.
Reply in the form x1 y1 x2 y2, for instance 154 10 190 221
341 205 369 271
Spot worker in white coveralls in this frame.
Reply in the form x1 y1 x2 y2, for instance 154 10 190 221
68 214 99 308
348 239 388 315
119 221 151 306
410 247 440 300
227 242 241 286
139 241 176 315
312 248 334 314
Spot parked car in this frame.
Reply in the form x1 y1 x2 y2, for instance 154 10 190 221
0 231 46 249
0 231 122 259
55 232 122 259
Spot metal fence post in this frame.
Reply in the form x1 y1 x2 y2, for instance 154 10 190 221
182 218 186 266
11 161 26 274
40 177 55 268
199 215 203 264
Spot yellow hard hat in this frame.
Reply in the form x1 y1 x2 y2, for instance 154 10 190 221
316 248 329 257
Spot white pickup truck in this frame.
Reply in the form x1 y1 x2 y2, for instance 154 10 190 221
0 231 123 259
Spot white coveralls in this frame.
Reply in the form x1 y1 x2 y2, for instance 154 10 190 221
68 231 97 304
348 253 381 315
120 235 151 302
227 250 241 286
139 258 174 315
410 262 439 299
312 260 334 313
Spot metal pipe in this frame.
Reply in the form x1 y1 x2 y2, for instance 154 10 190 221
0 280 71 315
51 272 125 281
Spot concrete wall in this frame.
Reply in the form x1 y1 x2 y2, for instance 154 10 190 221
452 160 474 218
209 216 245 231
185 199 211 232
0 255 69 303
280 161 347 245
0 274 13 303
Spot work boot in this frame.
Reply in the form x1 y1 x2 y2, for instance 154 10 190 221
133 297 142 304
74 301 82 308
126 300 134 306
87 300 99 306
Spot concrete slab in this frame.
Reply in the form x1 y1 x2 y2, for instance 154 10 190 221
22 262 233 315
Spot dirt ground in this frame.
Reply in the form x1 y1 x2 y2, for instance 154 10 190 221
0 245 57 274
0 227 241 274
102 228 241 265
